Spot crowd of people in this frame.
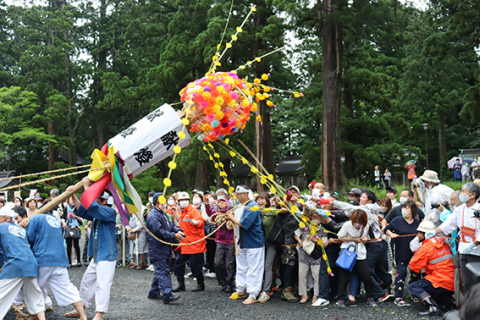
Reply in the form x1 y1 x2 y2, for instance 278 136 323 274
2 171 480 319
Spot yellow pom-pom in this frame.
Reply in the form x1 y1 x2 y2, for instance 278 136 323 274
266 100 273 107
263 93 270 99
299 199 305 204
291 205 298 212
182 118 190 125
208 143 214 149
260 176 267 184
178 131 186 139
270 187 276 194
294 92 301 98
223 179 230 185
251 205 259 211
236 27 243 33
173 146 181 154
251 6 256 11
310 229 316 236
185 108 191 114
254 78 261 84
323 254 328 261
168 161 177 170
231 292 238 300
246 61 252 65
299 222 305 228
327 267 332 275
163 178 172 187
229 151 236 157
228 187 235 195
256 58 261 62
203 146 207 151
226 43 232 48
256 115 262 122
231 34 238 41
251 166 258 174
209 155 213 161
215 163 219 169
225 138 229 144
252 102 258 112
261 74 268 81
159 195 166 204
214 153 220 158
219 162 224 168
264 87 271 92
241 157 248 164
217 44 221 50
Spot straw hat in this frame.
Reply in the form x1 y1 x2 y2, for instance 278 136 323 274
419 170 440 184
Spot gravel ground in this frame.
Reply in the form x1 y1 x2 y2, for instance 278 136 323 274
4 264 446 320
4 237 446 320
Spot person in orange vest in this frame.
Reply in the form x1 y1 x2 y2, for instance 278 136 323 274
409 221 455 317
172 192 207 292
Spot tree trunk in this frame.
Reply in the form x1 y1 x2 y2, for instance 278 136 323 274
438 108 447 164
343 76 355 180
320 0 344 190
194 160 210 190
254 5 276 192
64 20 76 166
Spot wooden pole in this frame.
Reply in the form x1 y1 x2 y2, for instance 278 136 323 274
35 180 84 215
122 227 126 267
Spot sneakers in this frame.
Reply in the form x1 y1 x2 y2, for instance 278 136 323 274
205 272 217 279
146 265 154 272
367 297 377 307
377 292 389 303
258 292 270 303
312 296 318 305
281 288 299 303
345 299 357 307
299 295 309 304
313 298 330 307
336 300 345 308
185 272 193 278
394 298 410 307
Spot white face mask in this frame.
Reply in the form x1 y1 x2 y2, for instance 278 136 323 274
51 196 56 200
148 197 153 203
401 209 411 217
14 202 21 207
168 200 175 206
208 198 214 204
63 202 68 208
0 196 4 200
37 203 42 208
179 200 189 209
192 198 202 206
323 192 331 199
399 197 408 205
459 193 471 204
312 189 321 197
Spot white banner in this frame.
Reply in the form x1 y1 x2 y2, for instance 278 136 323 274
109 104 191 177
14 190 21 199
29 189 37 199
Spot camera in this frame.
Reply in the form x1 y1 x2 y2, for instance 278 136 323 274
474 209 480 219
431 201 450 211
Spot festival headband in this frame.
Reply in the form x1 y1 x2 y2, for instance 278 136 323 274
235 186 250 193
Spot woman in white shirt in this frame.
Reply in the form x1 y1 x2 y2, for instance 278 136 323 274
336 209 377 307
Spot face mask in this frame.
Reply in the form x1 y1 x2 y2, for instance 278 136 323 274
179 200 189 208
399 197 408 205
14 202 21 207
323 192 331 199
208 198 214 204
148 198 153 203
353 222 362 229
401 209 411 217
312 189 321 197
0 196 4 200
63 202 68 208
168 200 175 206
51 196 56 200
37 203 42 208
459 193 471 204
192 198 202 206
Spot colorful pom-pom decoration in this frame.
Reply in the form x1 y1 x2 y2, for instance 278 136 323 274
180 72 255 142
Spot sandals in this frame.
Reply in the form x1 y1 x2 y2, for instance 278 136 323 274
229 292 247 300
242 296 257 305
65 310 80 318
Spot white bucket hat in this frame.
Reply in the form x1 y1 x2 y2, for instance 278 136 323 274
417 221 435 233
419 170 440 184
177 192 190 201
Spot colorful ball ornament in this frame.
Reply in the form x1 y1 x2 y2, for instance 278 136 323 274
179 72 254 142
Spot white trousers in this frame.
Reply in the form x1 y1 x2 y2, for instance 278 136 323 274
298 262 320 296
79 260 116 313
236 246 265 299
0 277 45 319
38 266 81 307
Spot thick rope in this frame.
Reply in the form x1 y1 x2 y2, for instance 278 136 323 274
0 167 104 192
132 200 249 247
0 164 91 183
